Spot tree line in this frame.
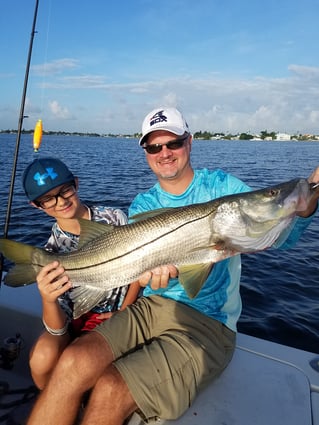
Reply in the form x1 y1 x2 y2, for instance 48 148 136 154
193 130 312 140
1 129 317 141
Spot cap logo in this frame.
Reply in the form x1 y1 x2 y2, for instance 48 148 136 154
149 110 167 127
33 167 58 186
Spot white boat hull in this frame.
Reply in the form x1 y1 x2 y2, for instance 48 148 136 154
0 283 318 424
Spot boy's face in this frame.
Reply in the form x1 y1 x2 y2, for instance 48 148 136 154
32 179 81 219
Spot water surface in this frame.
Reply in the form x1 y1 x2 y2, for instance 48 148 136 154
0 134 318 353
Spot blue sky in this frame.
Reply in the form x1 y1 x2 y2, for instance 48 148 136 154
1 0 319 135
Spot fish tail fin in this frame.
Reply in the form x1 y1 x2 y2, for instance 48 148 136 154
0 238 38 287
4 264 37 287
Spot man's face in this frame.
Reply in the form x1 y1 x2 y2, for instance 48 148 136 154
144 130 192 182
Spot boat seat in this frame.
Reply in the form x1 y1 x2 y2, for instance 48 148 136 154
128 345 313 425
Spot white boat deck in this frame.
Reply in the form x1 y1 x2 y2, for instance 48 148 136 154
0 284 318 425
153 336 318 424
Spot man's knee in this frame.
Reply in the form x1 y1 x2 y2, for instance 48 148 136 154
57 332 112 379
94 365 124 395
89 365 137 414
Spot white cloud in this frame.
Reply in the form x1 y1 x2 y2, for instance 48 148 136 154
32 59 79 76
288 64 319 78
6 64 319 134
49 100 72 119
43 75 108 89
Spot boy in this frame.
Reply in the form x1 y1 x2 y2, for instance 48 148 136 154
23 157 140 389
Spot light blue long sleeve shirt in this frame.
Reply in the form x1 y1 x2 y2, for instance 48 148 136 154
129 169 314 331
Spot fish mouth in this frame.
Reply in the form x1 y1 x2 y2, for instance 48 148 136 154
283 179 311 212
240 178 311 222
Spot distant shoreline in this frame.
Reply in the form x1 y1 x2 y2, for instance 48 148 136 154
0 129 318 142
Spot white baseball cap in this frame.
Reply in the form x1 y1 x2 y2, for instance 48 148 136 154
139 107 190 146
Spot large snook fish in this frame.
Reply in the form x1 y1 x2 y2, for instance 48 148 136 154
0 178 313 319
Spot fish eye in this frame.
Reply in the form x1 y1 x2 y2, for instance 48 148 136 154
268 189 279 197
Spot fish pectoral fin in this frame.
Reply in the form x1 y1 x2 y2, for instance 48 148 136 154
178 263 214 299
190 241 227 252
78 218 114 248
69 285 111 319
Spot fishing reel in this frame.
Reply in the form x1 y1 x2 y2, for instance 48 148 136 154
0 333 22 370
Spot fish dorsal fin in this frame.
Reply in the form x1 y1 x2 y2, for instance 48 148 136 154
78 218 114 248
178 263 214 299
130 208 175 222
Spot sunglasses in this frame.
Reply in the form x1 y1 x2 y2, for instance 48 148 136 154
143 134 189 155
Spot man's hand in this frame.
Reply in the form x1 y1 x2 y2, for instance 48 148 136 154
138 265 178 290
299 166 319 217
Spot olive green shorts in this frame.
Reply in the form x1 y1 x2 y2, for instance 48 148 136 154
94 295 235 421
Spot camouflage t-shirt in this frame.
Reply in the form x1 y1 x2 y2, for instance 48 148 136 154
45 205 128 319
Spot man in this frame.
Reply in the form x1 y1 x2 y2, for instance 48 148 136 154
27 108 319 425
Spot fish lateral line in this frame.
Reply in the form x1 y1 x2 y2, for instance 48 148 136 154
61 213 215 272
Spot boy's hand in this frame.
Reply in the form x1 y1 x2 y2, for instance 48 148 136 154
36 261 72 302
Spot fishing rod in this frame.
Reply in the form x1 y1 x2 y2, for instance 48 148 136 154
0 0 40 285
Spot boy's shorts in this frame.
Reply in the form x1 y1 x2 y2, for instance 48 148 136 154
94 295 235 421
70 312 106 336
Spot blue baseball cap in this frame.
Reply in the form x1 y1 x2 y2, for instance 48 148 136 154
22 157 75 201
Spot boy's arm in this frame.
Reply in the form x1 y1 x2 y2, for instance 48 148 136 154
96 281 141 320
37 261 72 334
119 281 141 310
